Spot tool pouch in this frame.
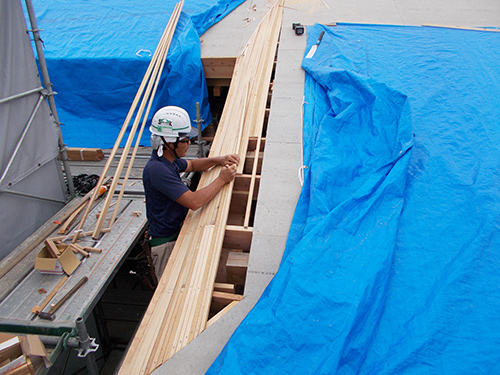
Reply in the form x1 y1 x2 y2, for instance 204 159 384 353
140 229 158 288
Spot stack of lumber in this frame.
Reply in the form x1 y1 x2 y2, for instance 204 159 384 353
117 1 284 373
65 147 104 161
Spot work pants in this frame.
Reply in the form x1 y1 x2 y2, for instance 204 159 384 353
150 241 176 280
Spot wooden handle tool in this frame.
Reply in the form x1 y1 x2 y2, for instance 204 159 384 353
37 276 88 320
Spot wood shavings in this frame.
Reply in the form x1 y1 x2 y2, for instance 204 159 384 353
243 17 256 27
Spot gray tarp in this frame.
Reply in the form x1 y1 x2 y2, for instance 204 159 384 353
0 0 67 260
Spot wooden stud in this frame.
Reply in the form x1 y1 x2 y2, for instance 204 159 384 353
206 300 239 328
201 57 236 79
43 239 61 257
213 282 236 293
57 201 86 235
212 290 244 304
70 243 89 258
226 252 249 285
84 247 102 254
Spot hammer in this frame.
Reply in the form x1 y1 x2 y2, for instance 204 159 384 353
38 276 88 320
31 275 68 319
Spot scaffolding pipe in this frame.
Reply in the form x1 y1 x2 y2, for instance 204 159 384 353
39 335 80 348
0 87 44 105
24 0 75 198
0 94 44 187
76 317 100 375
0 188 67 204
195 101 204 158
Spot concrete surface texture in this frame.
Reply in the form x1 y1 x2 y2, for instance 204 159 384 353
152 1 500 374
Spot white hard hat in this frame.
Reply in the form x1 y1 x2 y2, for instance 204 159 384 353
150 106 197 142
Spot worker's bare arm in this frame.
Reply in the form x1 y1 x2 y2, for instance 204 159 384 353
176 164 237 210
186 154 240 172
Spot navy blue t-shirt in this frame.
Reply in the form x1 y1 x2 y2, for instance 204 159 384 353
143 152 189 238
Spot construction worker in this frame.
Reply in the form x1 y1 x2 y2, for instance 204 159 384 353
143 106 239 280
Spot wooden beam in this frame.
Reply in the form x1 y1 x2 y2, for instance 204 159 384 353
201 57 236 79
206 300 239 328
423 24 500 32
212 290 244 304
234 174 261 194
223 225 253 251
206 78 231 88
65 147 104 161
248 137 266 152
213 282 236 294
243 151 263 174
226 252 249 285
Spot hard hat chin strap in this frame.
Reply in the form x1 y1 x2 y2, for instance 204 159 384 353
160 136 180 159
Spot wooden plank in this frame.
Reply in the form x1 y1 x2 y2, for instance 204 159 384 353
243 151 263 174
223 225 253 251
244 133 263 228
212 290 244 304
65 148 104 161
422 24 500 32
43 239 61 257
226 252 249 285
247 137 266 151
58 201 86 235
206 78 231 88
213 282 236 294
229 192 249 216
206 300 239 329
233 174 260 196
201 57 236 79
83 246 102 254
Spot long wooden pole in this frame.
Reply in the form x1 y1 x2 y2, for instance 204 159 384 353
72 2 183 242
108 2 183 227
92 1 183 238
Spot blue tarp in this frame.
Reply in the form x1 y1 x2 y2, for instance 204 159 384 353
29 0 244 148
208 24 500 374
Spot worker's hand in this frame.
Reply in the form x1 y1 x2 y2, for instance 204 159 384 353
220 154 240 167
219 164 237 184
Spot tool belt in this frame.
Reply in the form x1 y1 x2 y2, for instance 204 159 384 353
140 230 158 288
148 228 180 247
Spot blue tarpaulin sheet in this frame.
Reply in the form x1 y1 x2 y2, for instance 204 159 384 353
29 0 244 148
208 24 500 374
